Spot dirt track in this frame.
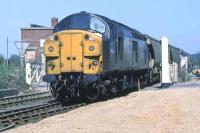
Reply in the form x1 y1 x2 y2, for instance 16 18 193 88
5 80 200 133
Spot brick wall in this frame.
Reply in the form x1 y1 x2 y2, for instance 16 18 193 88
21 29 53 48
21 18 58 63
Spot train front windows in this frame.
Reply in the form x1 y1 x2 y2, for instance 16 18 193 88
90 17 106 33
71 15 89 29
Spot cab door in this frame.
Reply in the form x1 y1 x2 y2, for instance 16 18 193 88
60 33 71 72
71 33 83 72
60 33 83 72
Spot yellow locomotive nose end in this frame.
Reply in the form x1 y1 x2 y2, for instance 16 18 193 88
44 30 102 75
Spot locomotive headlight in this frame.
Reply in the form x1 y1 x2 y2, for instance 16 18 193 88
48 46 54 52
84 34 90 40
84 34 94 41
89 45 94 51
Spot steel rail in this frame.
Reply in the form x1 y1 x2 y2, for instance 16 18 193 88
0 91 50 103
0 94 53 110
0 99 56 117
0 102 86 132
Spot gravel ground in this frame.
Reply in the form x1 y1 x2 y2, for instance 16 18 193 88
5 79 200 133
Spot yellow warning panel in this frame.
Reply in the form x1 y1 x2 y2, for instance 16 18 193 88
46 57 61 74
44 40 60 57
83 36 101 56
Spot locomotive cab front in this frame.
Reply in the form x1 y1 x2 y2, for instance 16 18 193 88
43 13 110 101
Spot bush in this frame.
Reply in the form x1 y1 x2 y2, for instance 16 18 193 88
0 55 5 65
0 65 29 92
9 54 21 67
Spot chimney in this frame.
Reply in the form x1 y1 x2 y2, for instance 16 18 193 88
51 17 58 28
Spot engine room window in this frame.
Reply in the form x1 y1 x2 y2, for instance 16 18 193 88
132 40 138 63
135 52 138 63
90 17 106 33
72 15 89 29
132 40 138 51
118 37 124 60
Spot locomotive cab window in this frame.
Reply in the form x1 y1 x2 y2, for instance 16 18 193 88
72 15 89 29
53 14 110 38
90 17 106 33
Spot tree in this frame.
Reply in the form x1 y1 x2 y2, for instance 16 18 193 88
9 54 21 67
0 54 5 65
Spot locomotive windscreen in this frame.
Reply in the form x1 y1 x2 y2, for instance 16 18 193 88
53 14 106 34
71 15 90 29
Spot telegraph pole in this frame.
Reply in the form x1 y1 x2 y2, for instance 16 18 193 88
21 41 24 68
6 37 8 66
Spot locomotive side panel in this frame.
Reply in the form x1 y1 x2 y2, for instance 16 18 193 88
151 39 161 67
104 23 149 74
170 46 181 64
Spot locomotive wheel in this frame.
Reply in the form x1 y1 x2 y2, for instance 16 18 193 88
100 80 110 97
55 85 68 104
101 86 108 97
50 83 68 104
86 82 100 101
49 82 57 97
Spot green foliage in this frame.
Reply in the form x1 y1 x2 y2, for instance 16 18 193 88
9 54 21 67
0 54 5 65
0 65 29 92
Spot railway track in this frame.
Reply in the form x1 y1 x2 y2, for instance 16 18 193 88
0 100 86 132
0 91 49 103
0 83 159 132
0 92 53 110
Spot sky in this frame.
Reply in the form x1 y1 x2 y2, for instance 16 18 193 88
0 0 200 58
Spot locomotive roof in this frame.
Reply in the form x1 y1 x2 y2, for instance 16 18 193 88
61 11 143 35
94 14 142 34
145 34 190 56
